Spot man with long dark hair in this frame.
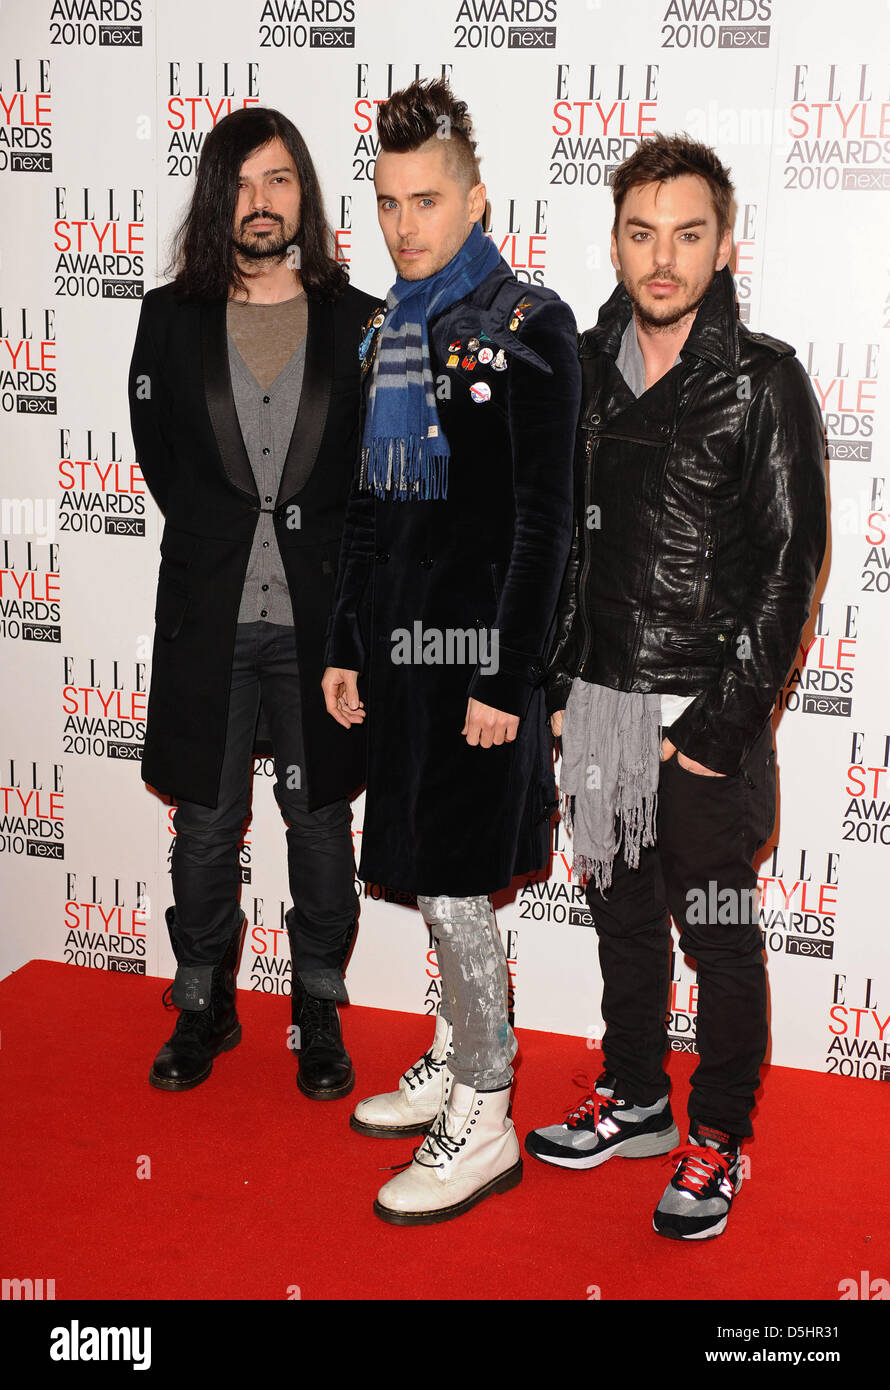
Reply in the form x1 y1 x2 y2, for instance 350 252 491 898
129 108 377 1100
323 79 580 1224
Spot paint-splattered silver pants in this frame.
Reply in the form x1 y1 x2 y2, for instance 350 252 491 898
417 894 517 1090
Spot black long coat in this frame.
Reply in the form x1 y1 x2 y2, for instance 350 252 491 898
128 280 378 811
326 263 580 896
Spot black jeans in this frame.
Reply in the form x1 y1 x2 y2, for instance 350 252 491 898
170 622 358 975
585 720 776 1138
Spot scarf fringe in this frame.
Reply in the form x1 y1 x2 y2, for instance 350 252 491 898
571 853 610 894
558 779 658 891
360 440 449 501
618 792 658 870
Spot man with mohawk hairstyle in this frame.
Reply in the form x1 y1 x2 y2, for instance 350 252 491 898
323 78 580 1224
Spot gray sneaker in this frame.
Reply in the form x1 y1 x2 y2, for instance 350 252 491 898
653 1122 743 1240
525 1086 679 1170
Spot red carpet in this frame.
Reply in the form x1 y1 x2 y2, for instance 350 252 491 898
2 960 888 1304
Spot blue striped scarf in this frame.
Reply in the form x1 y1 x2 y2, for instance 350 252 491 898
360 221 502 501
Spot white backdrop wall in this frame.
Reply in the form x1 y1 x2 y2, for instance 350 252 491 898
1 0 889 1083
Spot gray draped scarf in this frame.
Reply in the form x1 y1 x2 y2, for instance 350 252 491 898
559 679 663 893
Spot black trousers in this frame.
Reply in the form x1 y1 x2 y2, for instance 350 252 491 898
170 622 358 975
585 720 776 1139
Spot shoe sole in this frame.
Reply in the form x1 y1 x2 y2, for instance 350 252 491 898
525 1122 680 1170
653 1214 728 1240
148 1023 242 1092
373 1158 523 1226
297 1066 356 1101
349 1114 433 1138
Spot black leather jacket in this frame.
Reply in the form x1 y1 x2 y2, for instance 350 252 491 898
546 266 827 776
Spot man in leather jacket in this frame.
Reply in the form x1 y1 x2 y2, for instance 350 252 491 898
525 134 826 1240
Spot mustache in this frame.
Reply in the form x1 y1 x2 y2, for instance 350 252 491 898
242 213 283 228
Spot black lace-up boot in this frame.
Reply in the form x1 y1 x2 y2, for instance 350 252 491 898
287 908 355 1100
149 907 245 1092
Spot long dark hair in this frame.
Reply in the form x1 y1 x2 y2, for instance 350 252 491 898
166 107 348 301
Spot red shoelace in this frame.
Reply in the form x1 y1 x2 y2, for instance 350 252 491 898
565 1071 614 1130
666 1143 732 1193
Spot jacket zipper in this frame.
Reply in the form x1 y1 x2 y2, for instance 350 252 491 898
577 427 666 677
586 430 670 447
576 432 595 676
693 527 714 620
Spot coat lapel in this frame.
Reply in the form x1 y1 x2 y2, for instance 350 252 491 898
277 294 334 505
201 299 258 500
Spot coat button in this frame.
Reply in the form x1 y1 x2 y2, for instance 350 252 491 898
375 550 389 564
589 412 601 426
419 555 433 568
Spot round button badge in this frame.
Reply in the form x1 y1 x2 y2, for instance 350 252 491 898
470 381 492 404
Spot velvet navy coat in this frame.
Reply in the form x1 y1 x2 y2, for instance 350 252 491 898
326 261 580 896
128 280 378 811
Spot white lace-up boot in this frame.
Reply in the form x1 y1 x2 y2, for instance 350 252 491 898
350 1012 454 1137
373 1079 522 1225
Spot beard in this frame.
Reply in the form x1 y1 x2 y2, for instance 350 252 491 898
233 214 296 262
625 271 713 332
